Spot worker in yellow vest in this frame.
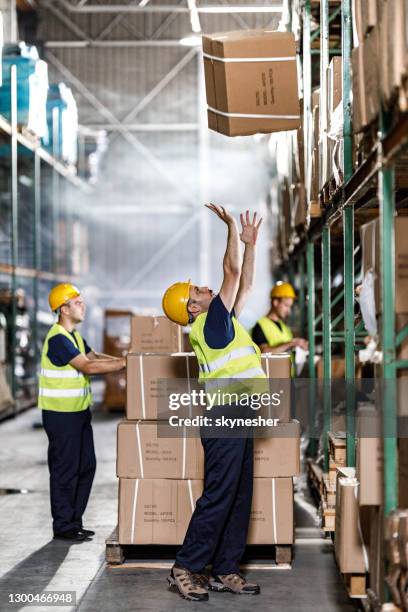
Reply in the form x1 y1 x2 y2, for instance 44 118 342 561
39 284 126 542
252 282 308 367
162 205 263 601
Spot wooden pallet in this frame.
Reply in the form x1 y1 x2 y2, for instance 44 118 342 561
328 432 347 467
322 478 336 508
309 200 322 218
321 501 336 532
343 573 367 598
106 527 293 568
307 458 324 504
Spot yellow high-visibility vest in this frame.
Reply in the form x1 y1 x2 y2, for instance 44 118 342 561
189 312 266 402
38 323 92 412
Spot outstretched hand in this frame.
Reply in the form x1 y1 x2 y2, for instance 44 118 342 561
205 203 236 226
239 210 263 246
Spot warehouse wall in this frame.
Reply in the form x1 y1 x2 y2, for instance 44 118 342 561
37 2 281 348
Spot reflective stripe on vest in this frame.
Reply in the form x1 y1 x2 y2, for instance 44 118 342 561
204 366 266 388
199 345 257 374
39 387 91 398
189 311 266 383
40 368 84 379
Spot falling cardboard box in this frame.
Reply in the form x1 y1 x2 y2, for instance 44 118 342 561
253 420 300 478
131 315 183 353
118 478 203 544
126 353 199 420
202 30 300 137
247 477 294 544
116 420 204 479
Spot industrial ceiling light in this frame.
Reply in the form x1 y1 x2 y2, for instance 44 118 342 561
179 34 202 47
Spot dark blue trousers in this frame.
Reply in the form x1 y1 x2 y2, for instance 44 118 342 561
175 435 253 575
42 408 96 535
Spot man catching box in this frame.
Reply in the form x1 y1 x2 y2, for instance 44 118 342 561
162 204 264 601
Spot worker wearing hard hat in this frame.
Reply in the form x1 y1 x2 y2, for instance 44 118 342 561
252 282 308 365
162 205 264 601
39 284 126 542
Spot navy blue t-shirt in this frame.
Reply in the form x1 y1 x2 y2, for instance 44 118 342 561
47 332 92 367
203 294 235 350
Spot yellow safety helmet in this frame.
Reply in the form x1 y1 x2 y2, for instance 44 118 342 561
162 280 191 326
49 283 80 312
271 281 296 300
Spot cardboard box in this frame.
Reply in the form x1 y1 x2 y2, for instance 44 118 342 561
334 468 370 573
352 0 364 47
328 57 342 118
352 46 363 132
261 353 291 421
352 28 380 130
118 478 203 544
396 314 408 418
202 30 300 137
386 0 407 93
261 353 291 379
360 217 408 314
247 477 294 544
131 315 182 353
253 420 300 478
361 0 378 36
117 420 204 479
126 353 199 420
362 27 380 125
356 437 383 506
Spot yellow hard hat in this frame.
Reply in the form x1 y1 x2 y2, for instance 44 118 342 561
49 283 80 312
271 281 296 300
162 280 191 326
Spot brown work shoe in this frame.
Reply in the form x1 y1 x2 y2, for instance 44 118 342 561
167 565 209 602
209 573 260 595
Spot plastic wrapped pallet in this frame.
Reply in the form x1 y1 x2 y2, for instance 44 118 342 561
44 83 78 165
0 43 48 138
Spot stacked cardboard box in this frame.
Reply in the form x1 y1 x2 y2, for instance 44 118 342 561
360 217 408 418
118 328 298 546
352 0 408 132
118 316 202 544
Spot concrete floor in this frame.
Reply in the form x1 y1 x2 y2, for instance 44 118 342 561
0 405 359 612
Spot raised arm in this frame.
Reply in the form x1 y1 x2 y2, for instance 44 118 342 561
205 203 241 312
234 211 263 318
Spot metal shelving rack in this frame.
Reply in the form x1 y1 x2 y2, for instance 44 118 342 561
280 0 408 552
0 66 91 417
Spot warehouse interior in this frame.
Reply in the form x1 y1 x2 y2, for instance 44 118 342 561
0 0 408 610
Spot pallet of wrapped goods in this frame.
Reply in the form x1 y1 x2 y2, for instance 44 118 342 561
360 217 408 315
385 510 408 610
334 467 370 597
0 43 48 140
202 30 300 137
